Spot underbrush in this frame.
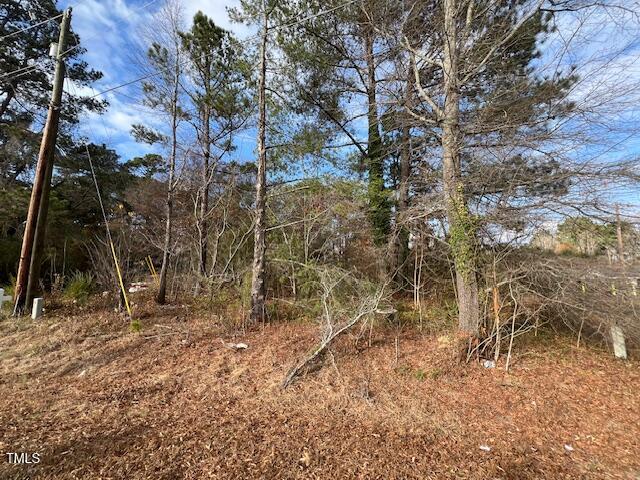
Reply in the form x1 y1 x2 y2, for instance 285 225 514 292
64 271 95 304
393 295 458 336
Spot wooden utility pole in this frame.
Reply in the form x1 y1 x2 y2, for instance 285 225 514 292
250 0 268 323
26 150 56 308
13 8 72 316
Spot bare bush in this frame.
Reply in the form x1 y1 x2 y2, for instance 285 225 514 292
472 251 640 364
282 266 387 388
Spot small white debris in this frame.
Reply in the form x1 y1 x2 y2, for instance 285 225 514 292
479 445 491 452
564 444 574 452
299 450 311 467
128 282 148 293
482 360 496 369
220 339 249 351
78 369 86 377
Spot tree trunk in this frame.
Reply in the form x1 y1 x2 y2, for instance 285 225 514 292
0 88 14 119
394 72 413 288
156 60 180 305
199 106 211 278
442 0 480 335
250 2 268 323
364 27 389 247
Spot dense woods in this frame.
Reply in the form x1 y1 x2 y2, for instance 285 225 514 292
4 0 639 345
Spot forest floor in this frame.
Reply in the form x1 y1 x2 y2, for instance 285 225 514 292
0 298 638 480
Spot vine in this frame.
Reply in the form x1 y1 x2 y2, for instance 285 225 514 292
448 184 477 280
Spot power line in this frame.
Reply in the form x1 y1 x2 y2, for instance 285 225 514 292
86 0 358 101
84 143 133 318
59 0 161 59
1 0 159 83
0 62 48 81
0 0 98 42
0 13 64 42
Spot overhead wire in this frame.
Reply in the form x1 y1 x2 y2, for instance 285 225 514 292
85 0 359 100
0 62 49 80
0 0 98 43
53 0 359 310
85 143 133 318
1 0 158 83
66 70 133 319
58 0 161 59
0 13 64 42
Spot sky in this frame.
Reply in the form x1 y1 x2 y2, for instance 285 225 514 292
58 0 249 160
52 0 640 218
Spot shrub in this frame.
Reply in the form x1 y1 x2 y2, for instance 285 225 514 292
64 271 94 303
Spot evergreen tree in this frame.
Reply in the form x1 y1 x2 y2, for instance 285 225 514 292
406 0 577 334
274 0 397 246
180 11 250 280
0 0 105 183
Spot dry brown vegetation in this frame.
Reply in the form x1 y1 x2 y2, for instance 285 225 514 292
0 297 638 480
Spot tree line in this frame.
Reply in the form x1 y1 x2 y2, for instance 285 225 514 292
2 0 639 347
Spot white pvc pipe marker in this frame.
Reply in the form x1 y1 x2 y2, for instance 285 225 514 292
31 297 44 320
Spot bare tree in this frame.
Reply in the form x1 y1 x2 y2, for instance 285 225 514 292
132 0 186 305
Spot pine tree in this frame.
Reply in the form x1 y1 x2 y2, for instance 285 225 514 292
406 0 577 334
0 0 104 182
180 12 250 283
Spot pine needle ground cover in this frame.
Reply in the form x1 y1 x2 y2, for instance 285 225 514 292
0 300 638 479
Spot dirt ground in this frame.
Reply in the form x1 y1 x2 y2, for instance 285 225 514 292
0 301 638 480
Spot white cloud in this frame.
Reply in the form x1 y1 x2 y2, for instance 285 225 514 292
58 0 246 159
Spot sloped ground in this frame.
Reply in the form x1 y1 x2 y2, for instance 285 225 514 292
0 302 638 479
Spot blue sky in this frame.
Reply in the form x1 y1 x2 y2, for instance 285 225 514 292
55 0 640 218
58 0 251 161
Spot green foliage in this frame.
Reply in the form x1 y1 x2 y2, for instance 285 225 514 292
64 272 94 303
1 0 105 183
1 277 15 314
448 186 477 280
396 297 459 335
241 271 252 310
1 277 15 298
367 174 391 246
266 299 310 323
125 153 166 178
179 11 250 142
556 216 624 256
395 365 441 382
129 319 142 333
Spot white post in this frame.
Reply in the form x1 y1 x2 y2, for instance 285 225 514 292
610 325 627 360
0 288 12 310
31 297 44 320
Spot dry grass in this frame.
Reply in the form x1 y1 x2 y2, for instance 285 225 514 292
0 297 638 479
